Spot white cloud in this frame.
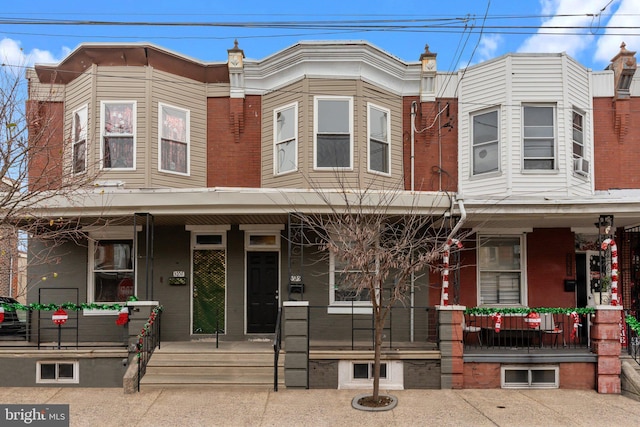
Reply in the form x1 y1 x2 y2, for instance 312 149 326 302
0 38 68 67
477 34 503 62
594 0 640 64
517 0 606 56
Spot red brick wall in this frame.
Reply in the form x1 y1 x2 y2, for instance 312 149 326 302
207 96 261 187
463 362 595 389
593 97 640 190
403 97 458 192
27 101 64 190
527 228 576 308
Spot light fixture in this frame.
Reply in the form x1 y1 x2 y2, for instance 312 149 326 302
596 215 614 236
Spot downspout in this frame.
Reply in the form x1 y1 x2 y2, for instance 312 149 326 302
440 198 467 306
410 101 417 341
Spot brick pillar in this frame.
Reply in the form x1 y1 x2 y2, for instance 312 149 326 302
592 305 623 393
283 301 309 389
438 305 465 389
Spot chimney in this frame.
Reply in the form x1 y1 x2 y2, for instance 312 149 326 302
607 42 636 99
420 44 437 102
227 39 245 99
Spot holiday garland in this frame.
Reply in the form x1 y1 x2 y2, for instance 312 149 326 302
465 307 596 316
627 315 640 336
136 305 163 360
0 295 140 313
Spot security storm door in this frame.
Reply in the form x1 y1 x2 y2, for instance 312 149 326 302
188 227 229 336
192 249 226 334
246 251 279 333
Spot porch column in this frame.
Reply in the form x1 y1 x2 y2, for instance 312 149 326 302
437 305 465 389
283 301 309 389
592 305 624 393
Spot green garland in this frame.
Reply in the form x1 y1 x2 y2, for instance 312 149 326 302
136 306 164 360
0 296 141 312
465 307 596 316
627 315 640 336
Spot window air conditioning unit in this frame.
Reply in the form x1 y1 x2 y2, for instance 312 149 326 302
573 157 589 176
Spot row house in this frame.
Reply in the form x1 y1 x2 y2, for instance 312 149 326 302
7 39 639 391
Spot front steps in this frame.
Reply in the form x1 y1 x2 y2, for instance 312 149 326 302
140 341 285 390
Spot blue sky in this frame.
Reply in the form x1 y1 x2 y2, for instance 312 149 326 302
1 0 639 71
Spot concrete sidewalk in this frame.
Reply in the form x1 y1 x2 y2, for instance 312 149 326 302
0 387 639 426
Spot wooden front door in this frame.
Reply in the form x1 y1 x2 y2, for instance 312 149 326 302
246 251 279 333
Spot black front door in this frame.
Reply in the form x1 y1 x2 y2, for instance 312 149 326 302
247 251 279 333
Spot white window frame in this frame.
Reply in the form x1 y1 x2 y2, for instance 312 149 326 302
522 104 556 171
87 227 137 304
158 102 190 176
328 249 379 314
314 96 353 170
100 101 136 170
338 360 403 390
477 234 527 307
71 104 88 175
471 108 500 176
36 360 79 384
501 365 559 389
367 103 391 175
274 102 298 175
571 109 589 177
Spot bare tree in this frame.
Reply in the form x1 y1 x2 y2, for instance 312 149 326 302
0 62 98 298
296 177 465 403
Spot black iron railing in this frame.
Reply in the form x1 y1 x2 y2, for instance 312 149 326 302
627 314 640 365
273 307 283 392
135 306 162 392
463 311 591 351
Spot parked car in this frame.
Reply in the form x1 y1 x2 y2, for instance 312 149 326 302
0 296 27 337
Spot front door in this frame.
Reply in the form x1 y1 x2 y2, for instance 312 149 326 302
246 251 279 333
192 249 226 334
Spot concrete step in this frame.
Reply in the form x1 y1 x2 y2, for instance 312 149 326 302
140 347 285 390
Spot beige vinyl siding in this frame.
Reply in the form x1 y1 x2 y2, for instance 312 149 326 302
261 78 403 190
150 69 207 188
64 70 93 175
205 82 231 98
26 69 66 102
95 66 148 188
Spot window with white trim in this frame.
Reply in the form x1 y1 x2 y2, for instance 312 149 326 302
329 251 371 306
472 109 499 175
368 103 390 174
72 105 88 174
37 361 79 384
478 235 525 305
101 101 136 169
159 103 189 175
523 105 555 170
274 103 298 174
338 360 403 390
572 110 589 176
90 239 134 302
314 96 353 169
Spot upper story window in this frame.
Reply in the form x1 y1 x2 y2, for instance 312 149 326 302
523 105 555 170
71 105 88 174
478 235 526 306
159 103 189 175
274 103 298 175
472 109 499 175
572 110 589 176
314 96 353 170
367 103 390 175
101 101 136 170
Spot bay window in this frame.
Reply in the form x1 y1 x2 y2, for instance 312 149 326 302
472 109 499 175
368 103 390 174
72 105 88 174
274 103 298 174
523 105 555 170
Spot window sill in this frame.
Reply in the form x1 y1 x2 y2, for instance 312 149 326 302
327 305 372 315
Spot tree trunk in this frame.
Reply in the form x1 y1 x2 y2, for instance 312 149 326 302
372 306 384 400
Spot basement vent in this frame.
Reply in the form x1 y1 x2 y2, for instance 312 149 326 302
501 365 558 389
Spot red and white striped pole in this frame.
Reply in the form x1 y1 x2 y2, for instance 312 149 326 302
441 238 462 306
601 238 618 306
